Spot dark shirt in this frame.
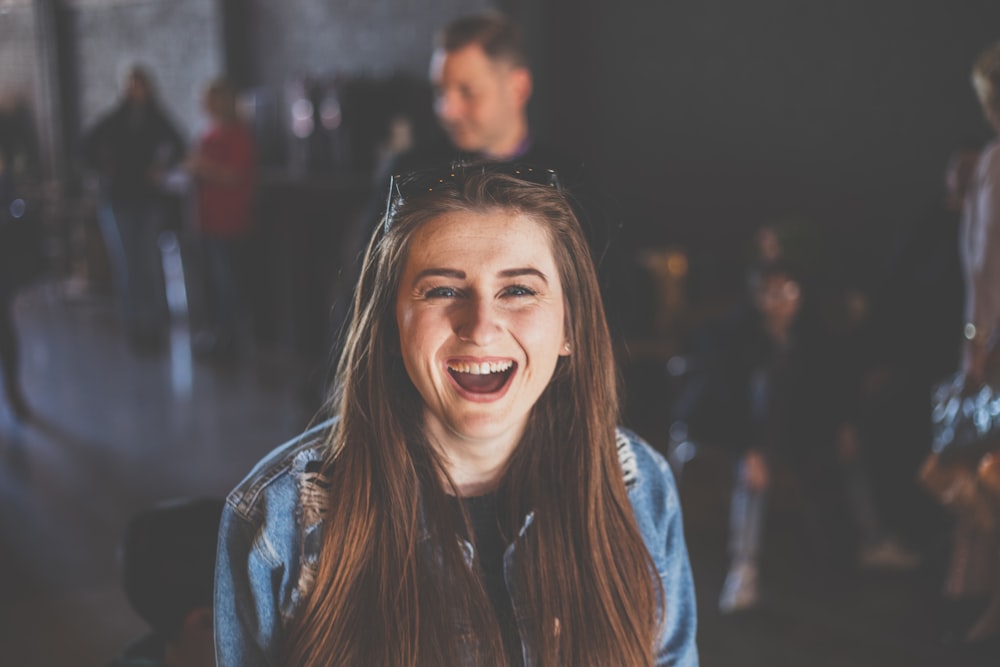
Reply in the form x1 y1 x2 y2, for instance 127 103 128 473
82 100 185 204
867 197 965 383
690 301 851 464
451 492 524 667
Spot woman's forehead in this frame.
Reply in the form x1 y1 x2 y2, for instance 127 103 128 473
409 209 555 257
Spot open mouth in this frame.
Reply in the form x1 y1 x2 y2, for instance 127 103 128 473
447 360 516 394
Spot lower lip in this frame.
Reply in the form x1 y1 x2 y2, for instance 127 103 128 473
446 367 516 403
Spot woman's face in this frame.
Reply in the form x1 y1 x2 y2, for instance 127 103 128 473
396 208 570 455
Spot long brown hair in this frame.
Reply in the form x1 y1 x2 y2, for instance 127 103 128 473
284 169 662 666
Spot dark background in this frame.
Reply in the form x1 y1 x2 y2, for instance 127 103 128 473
7 0 1000 276
538 0 1000 292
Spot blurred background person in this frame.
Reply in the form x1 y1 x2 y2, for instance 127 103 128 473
185 77 257 363
716 261 917 614
338 12 628 358
962 42 1000 388
917 40 1000 648
82 64 186 354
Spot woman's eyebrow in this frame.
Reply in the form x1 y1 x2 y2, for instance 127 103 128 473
498 268 548 284
411 267 548 284
411 268 465 284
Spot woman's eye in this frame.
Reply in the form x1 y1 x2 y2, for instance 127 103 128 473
503 284 537 297
425 286 459 299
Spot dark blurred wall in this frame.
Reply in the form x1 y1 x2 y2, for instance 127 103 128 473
0 1 46 173
222 0 494 171
540 0 1000 293
8 0 998 290
71 0 222 146
232 0 493 88
0 3 37 95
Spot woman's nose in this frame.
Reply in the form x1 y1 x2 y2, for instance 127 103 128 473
455 298 501 345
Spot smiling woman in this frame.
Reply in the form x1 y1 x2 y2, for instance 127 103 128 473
396 208 570 492
213 162 699 667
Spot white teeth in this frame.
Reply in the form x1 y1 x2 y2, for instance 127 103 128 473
447 360 513 375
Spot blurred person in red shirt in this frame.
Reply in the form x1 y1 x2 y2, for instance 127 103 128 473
186 78 257 362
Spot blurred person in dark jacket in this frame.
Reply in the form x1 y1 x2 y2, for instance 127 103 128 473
83 65 185 353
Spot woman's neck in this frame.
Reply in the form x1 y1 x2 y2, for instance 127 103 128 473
425 422 521 496
444 457 507 496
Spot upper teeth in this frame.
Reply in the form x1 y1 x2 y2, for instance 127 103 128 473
448 360 514 375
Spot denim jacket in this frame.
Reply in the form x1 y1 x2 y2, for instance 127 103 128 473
214 419 699 666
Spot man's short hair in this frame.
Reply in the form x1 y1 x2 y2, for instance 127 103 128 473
437 12 528 68
121 497 224 641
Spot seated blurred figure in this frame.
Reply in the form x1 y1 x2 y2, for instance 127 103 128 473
107 497 223 667
716 261 918 614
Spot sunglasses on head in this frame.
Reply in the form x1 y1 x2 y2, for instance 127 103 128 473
384 160 561 231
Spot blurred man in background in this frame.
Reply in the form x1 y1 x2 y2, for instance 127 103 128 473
336 12 628 365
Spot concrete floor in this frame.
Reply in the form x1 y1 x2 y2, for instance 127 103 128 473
676 445 999 667
0 280 997 666
0 281 313 666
